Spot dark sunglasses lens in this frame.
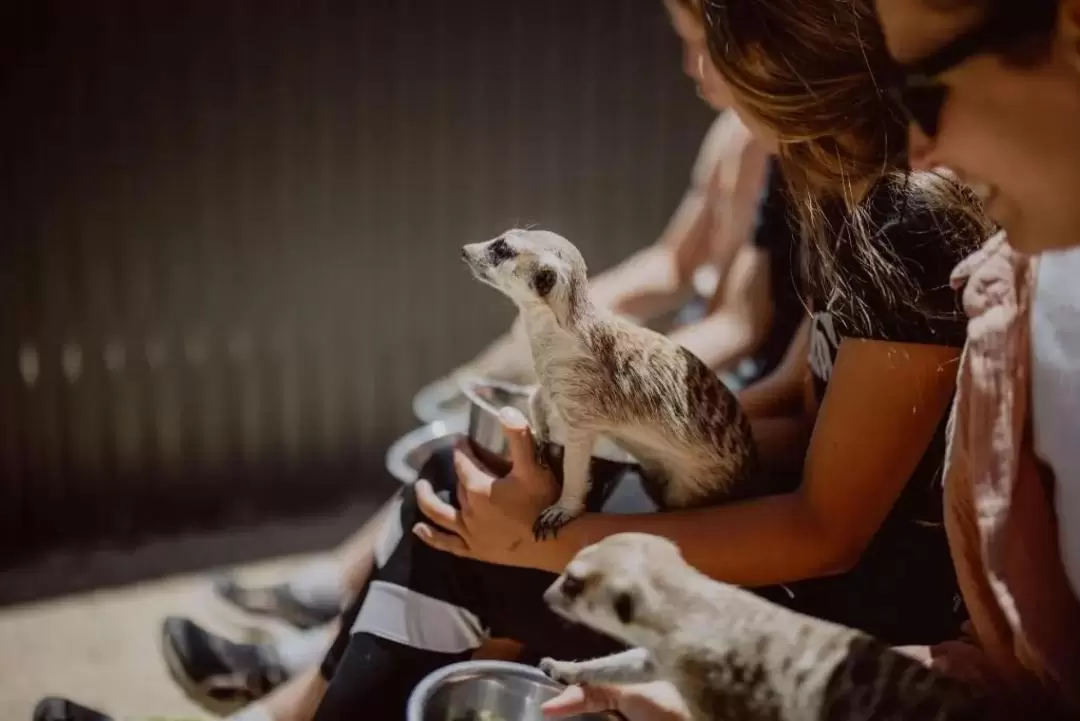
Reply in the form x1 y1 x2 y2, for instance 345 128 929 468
900 84 947 138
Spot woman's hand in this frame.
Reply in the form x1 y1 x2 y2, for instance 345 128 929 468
412 406 561 568
541 681 691 721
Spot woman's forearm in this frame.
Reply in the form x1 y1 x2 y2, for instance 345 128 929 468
737 316 812 419
530 491 857 585
451 323 535 385
667 307 763 372
588 244 691 322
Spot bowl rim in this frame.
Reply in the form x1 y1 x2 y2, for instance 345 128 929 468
384 416 468 484
459 377 637 465
458 375 535 415
406 659 564 721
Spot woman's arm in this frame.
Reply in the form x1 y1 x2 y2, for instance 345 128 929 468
737 315 811 420
666 245 772 373
586 115 752 319
528 339 960 585
586 189 712 321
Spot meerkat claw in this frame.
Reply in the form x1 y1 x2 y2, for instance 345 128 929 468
533 438 551 470
533 505 577 541
539 657 576 684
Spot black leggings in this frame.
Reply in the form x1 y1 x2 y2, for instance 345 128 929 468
313 448 963 720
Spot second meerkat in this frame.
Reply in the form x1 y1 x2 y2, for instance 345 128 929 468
539 534 992 721
461 228 761 540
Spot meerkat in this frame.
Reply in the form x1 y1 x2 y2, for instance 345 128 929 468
538 533 992 721
461 228 760 540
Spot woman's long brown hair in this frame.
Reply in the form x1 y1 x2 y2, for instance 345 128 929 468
700 0 993 333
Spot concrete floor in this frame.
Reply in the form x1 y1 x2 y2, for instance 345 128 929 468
0 499 388 721
0 552 322 720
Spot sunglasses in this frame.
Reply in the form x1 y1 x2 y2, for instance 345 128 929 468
888 0 1058 138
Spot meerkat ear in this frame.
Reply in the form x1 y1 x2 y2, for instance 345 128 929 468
532 266 557 298
613 592 635 624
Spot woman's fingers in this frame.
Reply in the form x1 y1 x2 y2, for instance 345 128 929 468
540 684 616 718
414 478 465 535
498 406 537 470
453 446 495 497
412 522 470 556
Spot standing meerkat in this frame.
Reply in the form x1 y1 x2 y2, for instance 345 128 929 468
461 228 760 540
539 533 992 721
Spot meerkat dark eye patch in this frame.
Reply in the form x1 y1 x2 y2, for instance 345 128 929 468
487 237 515 264
532 267 557 297
613 592 635 624
561 574 586 599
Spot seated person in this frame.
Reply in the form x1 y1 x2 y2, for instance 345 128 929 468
873 0 1080 715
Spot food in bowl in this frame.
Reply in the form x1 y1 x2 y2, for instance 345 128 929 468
451 711 507 721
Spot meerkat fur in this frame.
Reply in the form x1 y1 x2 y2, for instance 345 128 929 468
540 533 992 721
461 228 760 540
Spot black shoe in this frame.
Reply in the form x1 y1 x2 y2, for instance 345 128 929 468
32 699 112 721
211 574 338 630
160 617 288 715
31 697 200 721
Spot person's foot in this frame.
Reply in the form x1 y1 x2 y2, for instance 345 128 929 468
211 574 338 630
31 698 199 721
32 699 112 721
160 617 288 714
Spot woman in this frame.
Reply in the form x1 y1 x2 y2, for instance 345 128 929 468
870 0 1080 714
297 0 992 716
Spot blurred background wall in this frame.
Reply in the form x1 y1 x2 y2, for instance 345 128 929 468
0 0 712 570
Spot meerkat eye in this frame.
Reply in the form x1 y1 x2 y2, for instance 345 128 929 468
488 237 514 264
561 574 586 599
532 267 557 297
613 592 635 624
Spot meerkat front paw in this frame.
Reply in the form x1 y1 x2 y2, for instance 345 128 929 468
533 501 584 541
533 436 553 470
539 658 584 686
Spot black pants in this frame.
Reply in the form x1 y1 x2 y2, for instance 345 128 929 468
313 448 963 721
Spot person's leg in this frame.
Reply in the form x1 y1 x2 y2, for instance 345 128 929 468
335 500 396 599
160 617 335 713
166 498 399 710
224 667 328 721
212 496 399 629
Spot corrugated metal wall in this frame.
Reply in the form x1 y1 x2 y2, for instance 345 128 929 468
0 0 712 564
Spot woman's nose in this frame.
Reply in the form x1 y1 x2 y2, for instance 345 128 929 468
906 123 937 172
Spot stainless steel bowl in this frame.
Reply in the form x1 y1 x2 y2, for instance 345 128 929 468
385 415 469 484
412 376 473 424
389 378 638 498
407 660 614 721
461 378 635 465
461 377 638 509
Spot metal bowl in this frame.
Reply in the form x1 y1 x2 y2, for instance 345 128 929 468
385 415 469 484
461 378 635 465
389 378 638 499
461 377 638 509
413 376 473 424
407 660 614 721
